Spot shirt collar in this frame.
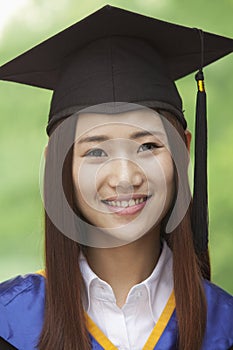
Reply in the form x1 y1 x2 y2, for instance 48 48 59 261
79 241 173 322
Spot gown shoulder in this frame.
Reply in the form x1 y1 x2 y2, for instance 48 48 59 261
0 273 45 350
202 279 233 350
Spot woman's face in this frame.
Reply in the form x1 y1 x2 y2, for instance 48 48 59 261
72 108 175 244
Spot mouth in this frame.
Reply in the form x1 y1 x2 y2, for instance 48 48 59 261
101 195 152 215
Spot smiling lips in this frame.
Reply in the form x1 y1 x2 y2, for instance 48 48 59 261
101 195 151 215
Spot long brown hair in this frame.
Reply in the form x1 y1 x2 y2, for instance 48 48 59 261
161 111 208 350
38 109 208 350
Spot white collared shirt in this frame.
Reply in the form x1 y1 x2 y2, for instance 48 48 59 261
79 241 173 350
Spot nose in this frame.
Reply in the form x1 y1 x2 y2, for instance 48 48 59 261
107 158 144 190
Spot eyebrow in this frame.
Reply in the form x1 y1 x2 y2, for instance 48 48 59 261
77 130 165 144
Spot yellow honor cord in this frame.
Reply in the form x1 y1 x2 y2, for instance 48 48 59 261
197 79 205 92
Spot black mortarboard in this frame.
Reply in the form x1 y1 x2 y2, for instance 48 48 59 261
0 5 232 254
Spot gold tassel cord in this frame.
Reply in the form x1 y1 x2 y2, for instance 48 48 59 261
197 79 205 92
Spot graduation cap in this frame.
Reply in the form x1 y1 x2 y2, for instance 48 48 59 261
0 5 232 254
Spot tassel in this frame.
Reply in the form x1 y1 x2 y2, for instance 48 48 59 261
192 68 209 253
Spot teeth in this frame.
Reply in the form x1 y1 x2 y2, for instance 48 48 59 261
129 199 135 206
105 197 147 207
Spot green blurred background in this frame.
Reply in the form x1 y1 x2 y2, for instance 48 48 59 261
0 0 232 293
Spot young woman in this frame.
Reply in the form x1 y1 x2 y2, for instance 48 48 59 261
0 5 232 350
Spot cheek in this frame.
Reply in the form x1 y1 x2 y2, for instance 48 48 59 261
145 152 174 184
153 153 175 197
161 156 175 205
72 159 99 207
164 157 175 186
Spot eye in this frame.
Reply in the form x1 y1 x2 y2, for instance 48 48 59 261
85 148 107 157
137 142 162 153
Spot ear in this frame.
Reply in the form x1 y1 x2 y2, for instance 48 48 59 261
185 129 192 154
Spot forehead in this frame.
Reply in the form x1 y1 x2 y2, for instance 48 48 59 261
75 109 165 137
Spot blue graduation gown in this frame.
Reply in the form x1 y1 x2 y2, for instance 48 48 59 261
0 273 232 349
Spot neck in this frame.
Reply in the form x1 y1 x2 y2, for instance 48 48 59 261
85 226 161 308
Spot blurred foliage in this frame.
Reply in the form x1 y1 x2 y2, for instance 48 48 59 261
0 0 232 294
